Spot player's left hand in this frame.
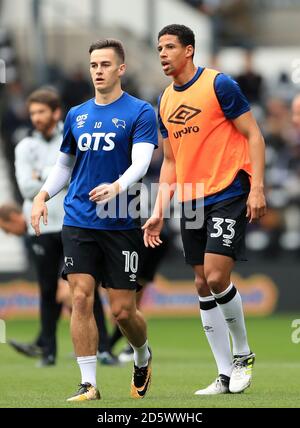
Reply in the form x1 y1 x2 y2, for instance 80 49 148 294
89 182 121 204
142 216 164 248
31 195 48 236
246 187 267 223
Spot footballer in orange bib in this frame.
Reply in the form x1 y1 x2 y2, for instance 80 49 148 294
143 25 266 396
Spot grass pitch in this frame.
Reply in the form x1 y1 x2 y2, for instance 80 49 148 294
0 315 299 408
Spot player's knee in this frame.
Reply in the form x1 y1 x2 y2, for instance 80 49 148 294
72 289 93 314
194 275 210 296
205 271 225 294
112 305 132 324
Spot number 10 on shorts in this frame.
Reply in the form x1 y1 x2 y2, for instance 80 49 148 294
122 251 138 274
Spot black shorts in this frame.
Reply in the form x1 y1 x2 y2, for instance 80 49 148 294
180 195 248 265
61 226 143 290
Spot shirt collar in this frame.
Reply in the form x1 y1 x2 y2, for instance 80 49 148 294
173 67 204 92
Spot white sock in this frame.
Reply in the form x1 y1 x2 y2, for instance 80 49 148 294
131 340 150 368
212 283 251 356
77 355 97 387
199 296 233 377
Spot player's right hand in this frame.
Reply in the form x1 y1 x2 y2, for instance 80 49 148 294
31 196 48 236
142 216 164 248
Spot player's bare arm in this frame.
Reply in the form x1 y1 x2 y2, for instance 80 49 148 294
233 111 267 223
143 137 176 248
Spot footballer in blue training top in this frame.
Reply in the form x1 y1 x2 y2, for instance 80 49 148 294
31 38 156 402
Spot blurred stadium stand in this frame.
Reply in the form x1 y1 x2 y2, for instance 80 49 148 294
0 0 300 313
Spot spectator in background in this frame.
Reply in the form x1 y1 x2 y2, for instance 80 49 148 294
0 203 27 236
235 50 264 106
61 68 92 111
13 88 66 366
273 72 296 104
1 80 31 202
263 98 291 152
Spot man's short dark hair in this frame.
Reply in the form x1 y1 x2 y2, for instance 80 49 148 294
27 88 61 111
89 39 125 63
0 203 22 221
158 24 195 51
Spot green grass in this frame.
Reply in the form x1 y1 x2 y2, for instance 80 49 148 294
0 315 299 408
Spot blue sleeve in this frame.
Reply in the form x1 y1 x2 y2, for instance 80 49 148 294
60 109 77 155
214 73 250 120
157 93 168 138
132 104 158 147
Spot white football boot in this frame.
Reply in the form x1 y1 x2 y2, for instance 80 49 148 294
229 352 255 393
194 375 230 395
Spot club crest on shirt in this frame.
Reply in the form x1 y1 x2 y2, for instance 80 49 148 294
112 118 126 129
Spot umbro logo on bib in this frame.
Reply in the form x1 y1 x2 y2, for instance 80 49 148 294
168 104 201 125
